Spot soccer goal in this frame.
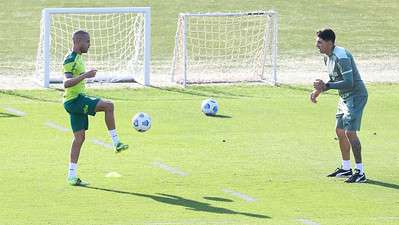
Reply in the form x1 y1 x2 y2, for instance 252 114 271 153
171 11 278 87
35 7 151 88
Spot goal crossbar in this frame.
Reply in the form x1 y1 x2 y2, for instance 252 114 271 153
180 11 276 17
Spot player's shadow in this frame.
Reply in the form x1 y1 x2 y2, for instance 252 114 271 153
281 84 338 96
0 112 20 118
150 85 254 99
81 186 270 219
366 179 399 191
203 196 234 202
0 90 59 103
206 114 232 119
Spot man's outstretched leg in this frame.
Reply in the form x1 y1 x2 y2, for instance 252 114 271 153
68 130 89 186
95 100 128 152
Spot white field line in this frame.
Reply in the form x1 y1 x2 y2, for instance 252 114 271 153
297 218 321 225
44 121 69 132
105 172 122 178
91 138 113 149
152 161 188 177
144 220 237 225
222 188 256 202
3 107 26 116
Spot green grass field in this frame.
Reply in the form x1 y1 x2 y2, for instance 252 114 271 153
1 0 399 224
1 84 398 224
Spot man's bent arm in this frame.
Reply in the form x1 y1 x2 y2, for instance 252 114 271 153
326 59 354 90
64 72 87 88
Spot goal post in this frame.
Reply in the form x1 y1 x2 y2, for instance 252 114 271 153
36 7 151 88
171 11 278 87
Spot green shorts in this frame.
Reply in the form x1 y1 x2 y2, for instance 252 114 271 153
64 94 101 132
336 95 368 131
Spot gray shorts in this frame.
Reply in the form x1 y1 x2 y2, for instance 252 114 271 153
336 95 368 131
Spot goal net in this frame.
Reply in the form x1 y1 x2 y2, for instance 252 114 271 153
171 11 278 86
35 7 151 87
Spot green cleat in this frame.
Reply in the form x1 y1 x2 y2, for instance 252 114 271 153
114 142 129 153
68 177 89 186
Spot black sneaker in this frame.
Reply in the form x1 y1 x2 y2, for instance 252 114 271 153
327 167 353 177
345 169 366 183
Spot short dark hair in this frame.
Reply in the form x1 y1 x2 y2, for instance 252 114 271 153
316 28 335 43
72 30 89 43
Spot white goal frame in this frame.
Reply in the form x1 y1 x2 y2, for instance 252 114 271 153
36 7 151 88
171 11 278 87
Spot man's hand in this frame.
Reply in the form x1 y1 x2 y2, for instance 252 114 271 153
310 89 321 103
84 69 97 79
64 69 97 88
313 79 327 92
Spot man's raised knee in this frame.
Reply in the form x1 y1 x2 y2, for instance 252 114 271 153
95 100 114 112
104 101 114 112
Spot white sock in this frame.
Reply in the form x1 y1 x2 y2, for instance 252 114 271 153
342 160 351 170
109 129 120 146
355 163 364 175
68 163 78 178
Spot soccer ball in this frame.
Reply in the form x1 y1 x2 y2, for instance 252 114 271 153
132 112 151 132
201 98 218 116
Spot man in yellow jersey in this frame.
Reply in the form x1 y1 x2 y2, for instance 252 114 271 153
63 30 128 186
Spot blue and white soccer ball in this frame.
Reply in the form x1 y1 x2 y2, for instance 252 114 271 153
201 98 218 116
132 112 151 132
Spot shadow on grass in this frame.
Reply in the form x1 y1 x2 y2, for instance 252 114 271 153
279 84 338 96
150 85 254 99
203 196 234 202
205 114 232 119
81 186 270 219
366 179 399 190
88 86 245 101
0 112 21 118
0 90 59 103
